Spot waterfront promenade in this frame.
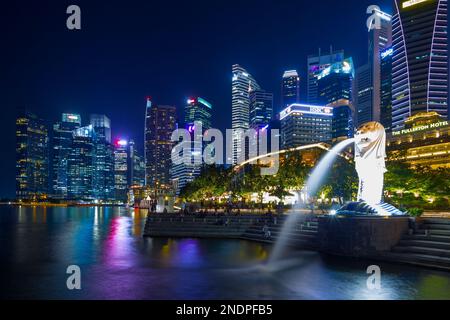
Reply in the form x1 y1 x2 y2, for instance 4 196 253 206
144 212 450 271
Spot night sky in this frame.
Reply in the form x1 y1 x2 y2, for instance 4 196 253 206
1 0 392 198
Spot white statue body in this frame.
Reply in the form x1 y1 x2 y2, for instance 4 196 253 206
354 122 387 206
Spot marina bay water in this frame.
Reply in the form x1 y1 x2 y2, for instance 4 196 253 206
1 206 450 300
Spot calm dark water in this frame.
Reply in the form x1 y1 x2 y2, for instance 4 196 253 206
1 206 450 300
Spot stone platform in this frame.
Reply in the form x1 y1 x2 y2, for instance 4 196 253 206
318 215 410 257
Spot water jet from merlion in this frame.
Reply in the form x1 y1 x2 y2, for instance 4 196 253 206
269 122 404 265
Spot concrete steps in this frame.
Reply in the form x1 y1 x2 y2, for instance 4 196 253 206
386 218 450 270
398 239 450 250
393 246 450 258
144 213 319 249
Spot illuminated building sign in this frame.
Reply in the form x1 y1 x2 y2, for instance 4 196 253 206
117 139 128 146
280 104 333 120
381 47 393 59
392 121 449 136
62 113 81 124
402 0 430 9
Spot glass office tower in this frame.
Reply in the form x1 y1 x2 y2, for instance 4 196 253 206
392 0 448 130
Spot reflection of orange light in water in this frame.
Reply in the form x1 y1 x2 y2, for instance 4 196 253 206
161 239 174 258
32 206 37 223
238 242 268 261
133 209 142 236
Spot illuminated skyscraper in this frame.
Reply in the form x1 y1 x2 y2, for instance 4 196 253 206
128 139 145 187
355 8 392 126
114 139 129 202
231 64 260 164
90 114 115 201
51 113 81 199
280 104 333 149
282 70 300 108
317 58 355 105
67 125 95 200
392 0 448 130
145 98 177 191
15 111 49 200
184 97 212 130
380 47 394 132
307 48 345 104
173 97 212 195
249 89 273 129
317 58 355 141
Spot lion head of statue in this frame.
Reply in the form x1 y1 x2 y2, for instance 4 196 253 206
354 121 386 160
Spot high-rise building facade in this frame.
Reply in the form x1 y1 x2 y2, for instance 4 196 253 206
307 48 345 104
184 97 212 130
317 58 355 105
128 139 145 187
90 114 115 201
15 111 49 200
114 139 129 202
51 113 81 199
380 47 394 132
145 98 177 191
249 89 273 129
356 8 392 126
317 58 355 142
282 70 300 109
173 97 212 195
331 102 354 141
392 0 448 130
280 104 333 149
231 64 260 164
67 125 95 200
355 64 374 125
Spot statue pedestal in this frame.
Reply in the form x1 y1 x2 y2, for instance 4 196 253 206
318 216 410 257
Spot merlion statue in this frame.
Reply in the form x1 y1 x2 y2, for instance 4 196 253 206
354 122 386 206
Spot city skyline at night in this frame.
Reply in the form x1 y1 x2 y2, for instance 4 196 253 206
2 0 450 305
0 0 439 199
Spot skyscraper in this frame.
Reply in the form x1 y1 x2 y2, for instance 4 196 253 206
51 113 81 199
392 0 448 130
355 8 392 126
380 47 394 132
231 64 260 164
317 58 355 141
282 70 300 109
317 58 355 105
307 48 345 104
249 89 273 129
184 97 212 130
145 98 177 191
114 139 129 202
67 125 95 200
172 97 212 195
128 139 145 187
90 114 115 201
280 104 333 149
15 111 49 201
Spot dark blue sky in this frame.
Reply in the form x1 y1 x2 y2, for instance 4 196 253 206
0 0 391 198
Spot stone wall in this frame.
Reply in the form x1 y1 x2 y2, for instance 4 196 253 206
318 216 410 257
